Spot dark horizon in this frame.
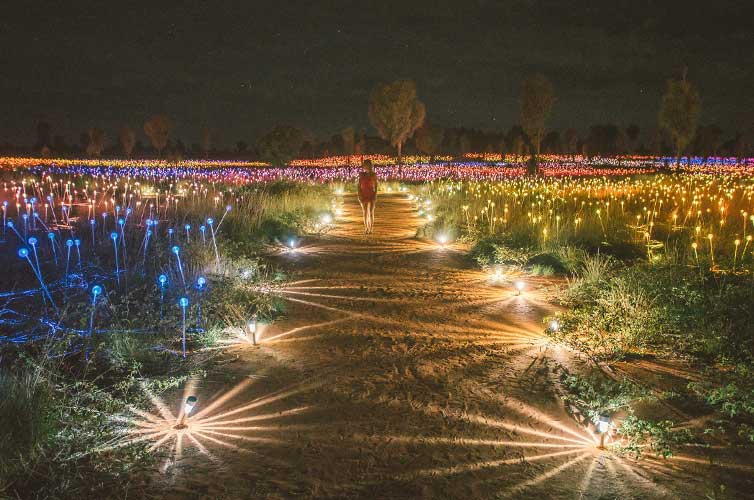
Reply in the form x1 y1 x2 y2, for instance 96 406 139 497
2 0 753 148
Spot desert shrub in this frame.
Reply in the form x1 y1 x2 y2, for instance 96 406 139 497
105 332 171 374
689 364 754 443
561 372 650 420
0 367 54 467
527 252 569 275
0 360 159 498
616 415 691 458
560 372 689 458
224 181 332 244
469 233 534 268
552 262 754 362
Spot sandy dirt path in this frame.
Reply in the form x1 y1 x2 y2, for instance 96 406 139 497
153 192 750 499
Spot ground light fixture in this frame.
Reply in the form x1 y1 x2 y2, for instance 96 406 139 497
492 266 503 281
515 280 525 296
288 239 297 253
246 314 258 345
174 396 198 429
436 234 449 247
320 213 333 225
597 414 611 449
549 319 560 331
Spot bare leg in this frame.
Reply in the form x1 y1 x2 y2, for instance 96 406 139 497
359 200 368 233
368 200 375 233
365 202 372 233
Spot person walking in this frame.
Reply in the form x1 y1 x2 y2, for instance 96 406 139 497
357 160 377 234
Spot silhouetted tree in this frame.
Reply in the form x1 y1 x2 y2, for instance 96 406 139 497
734 133 751 159
201 127 211 158
368 79 425 164
143 115 172 156
236 140 248 154
542 131 562 154
86 128 106 157
175 139 186 156
520 74 555 167
79 131 90 153
505 126 526 161
587 124 626 156
659 72 701 163
53 135 68 154
341 127 355 164
36 121 51 151
415 122 444 161
354 129 366 157
692 125 723 157
626 124 640 153
563 128 578 157
120 126 136 158
256 125 304 166
459 133 471 156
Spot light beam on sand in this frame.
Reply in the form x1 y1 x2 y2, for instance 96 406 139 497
262 317 352 343
365 434 587 449
502 452 592 497
277 289 403 303
403 449 587 478
102 379 316 471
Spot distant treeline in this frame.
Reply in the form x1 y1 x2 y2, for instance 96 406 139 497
2 122 750 162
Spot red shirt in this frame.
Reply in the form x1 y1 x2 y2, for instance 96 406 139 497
358 172 377 202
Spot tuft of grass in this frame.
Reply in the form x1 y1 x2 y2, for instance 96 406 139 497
0 367 54 467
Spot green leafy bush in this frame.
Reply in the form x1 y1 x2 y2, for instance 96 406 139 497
559 372 689 458
689 365 754 443
551 262 754 362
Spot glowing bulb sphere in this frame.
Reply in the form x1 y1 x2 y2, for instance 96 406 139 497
28 237 37 245
158 274 168 286
110 232 118 241
184 396 198 415
179 297 189 308
172 246 180 255
91 285 103 297
17 247 29 258
597 415 610 433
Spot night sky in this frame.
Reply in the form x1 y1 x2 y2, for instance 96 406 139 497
2 0 752 148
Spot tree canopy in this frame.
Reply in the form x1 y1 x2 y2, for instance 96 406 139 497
143 115 172 155
659 76 701 160
368 79 425 162
119 126 136 157
520 74 556 160
86 128 106 157
256 125 304 166
415 122 444 160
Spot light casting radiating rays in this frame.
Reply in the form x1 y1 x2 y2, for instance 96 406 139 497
101 378 318 473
